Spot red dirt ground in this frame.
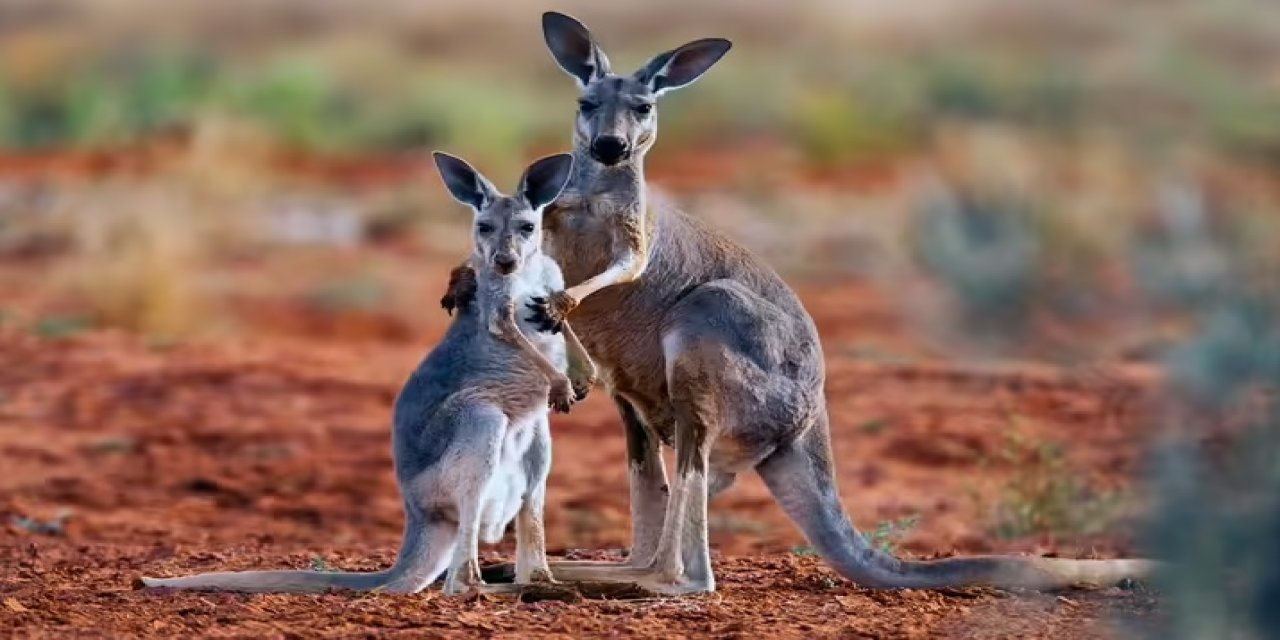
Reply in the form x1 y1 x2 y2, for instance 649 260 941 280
0 276 1164 638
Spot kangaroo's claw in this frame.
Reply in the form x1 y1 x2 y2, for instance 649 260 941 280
526 291 577 334
526 300 562 334
549 380 576 413
442 264 479 316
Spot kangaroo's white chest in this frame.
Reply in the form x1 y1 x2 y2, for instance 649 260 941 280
507 255 568 370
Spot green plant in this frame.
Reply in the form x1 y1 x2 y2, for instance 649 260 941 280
1146 295 1280 639
868 515 920 554
909 184 1042 332
987 427 1128 540
310 556 328 571
305 275 388 312
10 510 72 536
857 418 891 435
33 314 94 339
69 201 208 339
789 88 917 169
228 57 358 152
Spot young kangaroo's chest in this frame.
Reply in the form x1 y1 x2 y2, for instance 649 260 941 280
506 255 568 370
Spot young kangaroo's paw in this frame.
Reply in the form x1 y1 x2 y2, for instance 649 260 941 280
570 373 595 401
525 291 578 334
441 264 479 315
549 376 577 413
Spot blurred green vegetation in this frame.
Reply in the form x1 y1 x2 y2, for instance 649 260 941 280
985 429 1128 540
1147 296 1280 640
0 46 1269 169
0 0 1276 175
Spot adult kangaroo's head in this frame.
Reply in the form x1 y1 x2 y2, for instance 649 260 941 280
542 11 731 168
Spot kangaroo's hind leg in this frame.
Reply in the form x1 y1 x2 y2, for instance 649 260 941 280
541 395 670 580
544 332 730 595
545 280 790 594
514 415 554 583
441 402 509 596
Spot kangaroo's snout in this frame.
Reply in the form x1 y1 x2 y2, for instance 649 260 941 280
493 254 518 275
590 135 630 165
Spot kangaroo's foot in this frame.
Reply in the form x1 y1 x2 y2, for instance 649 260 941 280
466 582 524 596
480 557 633 583
525 291 578 334
444 560 483 596
544 561 712 596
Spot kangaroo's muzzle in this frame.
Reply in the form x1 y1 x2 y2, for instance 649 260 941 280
590 135 630 165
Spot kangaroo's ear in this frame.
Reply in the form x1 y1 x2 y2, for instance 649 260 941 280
542 11 611 88
634 38 732 97
432 151 498 210
518 153 574 210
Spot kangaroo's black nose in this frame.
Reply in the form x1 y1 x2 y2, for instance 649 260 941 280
590 135 629 165
494 255 517 274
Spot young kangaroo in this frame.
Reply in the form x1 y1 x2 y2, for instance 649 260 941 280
142 152 593 596
443 11 1155 595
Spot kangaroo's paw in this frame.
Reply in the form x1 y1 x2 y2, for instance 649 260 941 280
441 264 478 316
570 374 595 401
525 291 577 334
548 376 577 413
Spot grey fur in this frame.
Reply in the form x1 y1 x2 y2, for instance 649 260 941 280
517 11 1157 594
140 152 593 596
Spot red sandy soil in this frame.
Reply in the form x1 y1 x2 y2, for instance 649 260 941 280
0 136 906 194
0 276 1164 638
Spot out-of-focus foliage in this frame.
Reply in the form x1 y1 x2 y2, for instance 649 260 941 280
0 0 1277 173
1147 296 1280 640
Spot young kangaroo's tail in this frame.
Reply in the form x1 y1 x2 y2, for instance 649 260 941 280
139 510 455 594
757 416 1158 591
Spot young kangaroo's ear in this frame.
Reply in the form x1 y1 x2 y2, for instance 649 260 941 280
635 38 732 96
432 151 497 210
542 11 611 88
518 153 574 210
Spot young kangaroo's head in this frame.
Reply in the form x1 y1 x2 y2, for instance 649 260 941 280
433 151 574 276
542 11 731 168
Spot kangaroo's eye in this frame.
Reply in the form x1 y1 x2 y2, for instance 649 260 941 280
519 222 536 234
578 100 599 114
476 222 495 235
633 103 653 116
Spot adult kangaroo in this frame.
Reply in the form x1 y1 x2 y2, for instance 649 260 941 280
448 11 1154 595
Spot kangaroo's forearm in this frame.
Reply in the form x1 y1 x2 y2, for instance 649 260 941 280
561 322 596 381
564 213 650 302
491 309 565 382
564 253 646 301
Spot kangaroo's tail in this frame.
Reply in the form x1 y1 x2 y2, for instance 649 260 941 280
140 510 455 594
757 414 1158 590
